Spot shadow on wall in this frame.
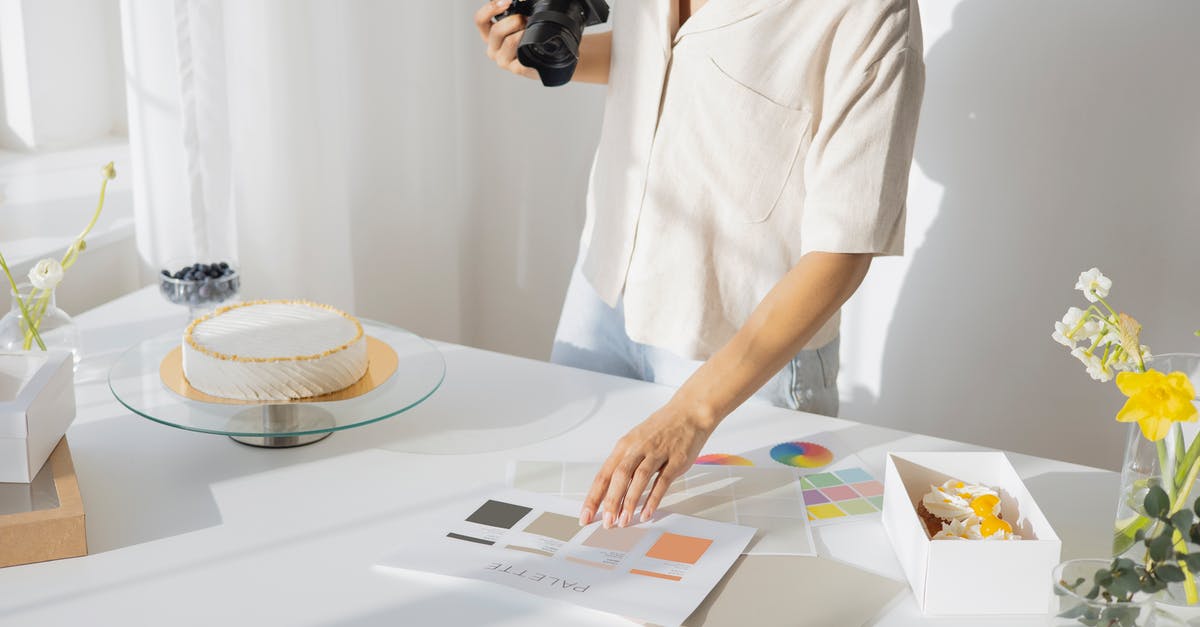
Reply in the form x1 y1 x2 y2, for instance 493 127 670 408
866 1 1200 469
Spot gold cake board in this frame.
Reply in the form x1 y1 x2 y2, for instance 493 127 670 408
158 337 398 447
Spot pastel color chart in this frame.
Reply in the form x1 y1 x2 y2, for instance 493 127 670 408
800 467 885 522
695 454 754 466
769 441 834 468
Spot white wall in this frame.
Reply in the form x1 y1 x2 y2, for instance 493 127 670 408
839 1 1200 470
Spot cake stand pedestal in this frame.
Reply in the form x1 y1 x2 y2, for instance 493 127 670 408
108 321 445 448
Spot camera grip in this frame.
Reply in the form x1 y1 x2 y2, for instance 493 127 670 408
492 0 529 23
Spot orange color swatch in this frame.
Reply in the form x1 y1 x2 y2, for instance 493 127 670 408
630 568 682 581
645 532 713 565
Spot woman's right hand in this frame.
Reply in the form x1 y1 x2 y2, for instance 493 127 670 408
474 0 537 80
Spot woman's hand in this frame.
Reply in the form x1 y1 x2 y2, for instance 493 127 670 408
580 402 718 528
474 0 538 80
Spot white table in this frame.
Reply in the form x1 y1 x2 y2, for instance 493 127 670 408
0 287 1118 626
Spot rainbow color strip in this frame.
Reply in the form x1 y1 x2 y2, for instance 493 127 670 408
769 441 834 468
695 454 754 466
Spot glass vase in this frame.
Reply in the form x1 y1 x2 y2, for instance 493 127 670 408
0 283 81 367
1052 559 1162 626
1113 354 1200 606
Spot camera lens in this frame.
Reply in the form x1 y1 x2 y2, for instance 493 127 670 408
515 0 590 86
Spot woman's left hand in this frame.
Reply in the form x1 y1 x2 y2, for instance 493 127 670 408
580 402 717 528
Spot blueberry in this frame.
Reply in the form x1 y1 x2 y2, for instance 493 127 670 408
161 269 170 277
207 268 220 278
198 285 211 299
173 270 185 279
218 262 229 270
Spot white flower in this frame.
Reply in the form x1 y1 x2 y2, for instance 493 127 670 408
28 258 64 290
1071 347 1112 382
1075 268 1112 303
1052 323 1076 348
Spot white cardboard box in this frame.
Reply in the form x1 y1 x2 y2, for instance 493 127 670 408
0 351 76 483
882 451 1062 615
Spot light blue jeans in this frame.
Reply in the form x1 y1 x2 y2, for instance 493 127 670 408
550 260 840 416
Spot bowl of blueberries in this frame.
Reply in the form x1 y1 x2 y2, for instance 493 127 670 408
160 261 240 318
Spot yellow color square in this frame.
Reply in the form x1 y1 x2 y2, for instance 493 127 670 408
807 503 846 519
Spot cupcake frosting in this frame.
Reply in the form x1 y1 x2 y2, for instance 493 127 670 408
933 515 1021 541
921 480 1000 522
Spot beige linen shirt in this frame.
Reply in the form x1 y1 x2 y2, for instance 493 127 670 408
579 0 925 360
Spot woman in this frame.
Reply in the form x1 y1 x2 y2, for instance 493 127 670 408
475 0 924 529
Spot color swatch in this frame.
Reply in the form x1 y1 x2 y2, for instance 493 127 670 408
449 499 535 546
522 512 580 542
769 441 834 468
646 532 714 564
695 454 754 466
466 500 532 529
583 526 649 552
799 467 885 521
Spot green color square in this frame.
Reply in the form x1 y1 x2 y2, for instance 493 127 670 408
839 499 877 515
867 496 884 509
805 473 842 488
799 476 814 489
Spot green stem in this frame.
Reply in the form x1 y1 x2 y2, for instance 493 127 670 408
0 251 46 351
1159 439 1178 504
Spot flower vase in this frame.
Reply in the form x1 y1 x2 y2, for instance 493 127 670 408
1053 559 1163 626
0 284 80 367
1113 354 1200 607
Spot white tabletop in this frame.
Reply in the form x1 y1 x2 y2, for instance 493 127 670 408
0 287 1117 626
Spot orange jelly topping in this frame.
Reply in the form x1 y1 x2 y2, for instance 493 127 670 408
969 494 1012 537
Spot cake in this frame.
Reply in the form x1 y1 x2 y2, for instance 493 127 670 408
182 300 369 401
917 480 1020 541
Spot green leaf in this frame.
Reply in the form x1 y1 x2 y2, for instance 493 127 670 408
1158 563 1186 582
1146 486 1171 519
1191 523 1200 546
1186 553 1200 572
1172 509 1194 533
1085 583 1101 600
1150 532 1174 561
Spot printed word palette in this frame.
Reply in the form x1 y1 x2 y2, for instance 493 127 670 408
376 489 754 627
510 461 817 555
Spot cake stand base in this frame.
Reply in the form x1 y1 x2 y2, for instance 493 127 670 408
226 405 336 449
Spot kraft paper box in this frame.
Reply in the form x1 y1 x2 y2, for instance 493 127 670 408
882 451 1062 616
0 351 75 483
0 437 87 568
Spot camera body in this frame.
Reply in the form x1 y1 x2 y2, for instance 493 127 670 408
495 0 611 87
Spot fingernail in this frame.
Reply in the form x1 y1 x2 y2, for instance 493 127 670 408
640 509 652 523
619 511 631 528
494 0 510 7
603 512 614 529
579 509 592 526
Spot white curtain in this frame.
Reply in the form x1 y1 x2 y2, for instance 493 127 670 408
121 0 603 351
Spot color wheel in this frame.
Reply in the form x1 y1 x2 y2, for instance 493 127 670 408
695 453 754 466
769 441 834 468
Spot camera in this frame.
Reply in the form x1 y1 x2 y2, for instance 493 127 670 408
494 0 610 87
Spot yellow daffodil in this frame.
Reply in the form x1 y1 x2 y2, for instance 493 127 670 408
1116 370 1199 441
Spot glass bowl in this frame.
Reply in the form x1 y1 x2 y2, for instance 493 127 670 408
159 260 241 319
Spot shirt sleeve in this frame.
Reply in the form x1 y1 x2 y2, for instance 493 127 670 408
800 42 926 257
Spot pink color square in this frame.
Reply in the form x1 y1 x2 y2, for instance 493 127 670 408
852 481 885 497
820 485 858 501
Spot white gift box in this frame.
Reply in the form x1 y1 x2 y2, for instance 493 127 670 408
882 451 1062 615
0 351 76 483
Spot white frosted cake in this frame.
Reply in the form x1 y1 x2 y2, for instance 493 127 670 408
182 300 369 401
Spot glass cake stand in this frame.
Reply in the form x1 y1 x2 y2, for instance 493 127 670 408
108 321 445 448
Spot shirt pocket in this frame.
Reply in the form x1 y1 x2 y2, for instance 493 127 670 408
651 56 813 224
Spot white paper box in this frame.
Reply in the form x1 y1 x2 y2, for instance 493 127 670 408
0 351 76 483
882 451 1062 615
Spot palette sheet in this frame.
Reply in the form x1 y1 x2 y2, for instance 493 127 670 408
376 489 754 627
